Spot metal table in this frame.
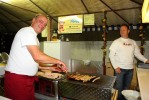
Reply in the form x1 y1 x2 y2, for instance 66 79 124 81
36 76 60 100
0 75 4 96
37 74 116 100
59 74 116 100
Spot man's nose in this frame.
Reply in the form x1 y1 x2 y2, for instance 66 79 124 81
41 24 46 29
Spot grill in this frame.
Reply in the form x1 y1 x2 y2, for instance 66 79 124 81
59 74 116 100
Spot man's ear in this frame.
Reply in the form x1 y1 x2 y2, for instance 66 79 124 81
128 30 130 34
32 18 35 23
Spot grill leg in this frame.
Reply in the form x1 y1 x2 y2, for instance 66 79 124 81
53 81 58 100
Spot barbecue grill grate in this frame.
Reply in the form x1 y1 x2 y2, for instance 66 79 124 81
59 75 116 100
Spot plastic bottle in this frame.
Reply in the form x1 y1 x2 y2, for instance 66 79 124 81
60 35 64 41
52 30 57 41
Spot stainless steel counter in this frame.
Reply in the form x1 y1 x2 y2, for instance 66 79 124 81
137 67 149 100
36 76 60 100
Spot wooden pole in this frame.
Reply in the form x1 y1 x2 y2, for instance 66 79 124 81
102 11 107 75
47 17 52 41
139 13 145 55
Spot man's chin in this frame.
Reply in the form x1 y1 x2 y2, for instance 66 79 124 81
37 30 42 34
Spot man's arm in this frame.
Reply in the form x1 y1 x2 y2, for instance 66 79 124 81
26 45 67 72
145 60 149 63
133 41 148 63
109 50 121 73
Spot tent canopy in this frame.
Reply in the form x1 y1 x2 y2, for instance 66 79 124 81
0 0 144 33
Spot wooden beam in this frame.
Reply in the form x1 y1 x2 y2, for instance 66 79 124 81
29 0 58 23
0 6 30 26
0 12 20 29
54 7 141 17
1 19 31 24
81 0 89 13
130 0 143 5
102 11 107 75
0 1 38 14
99 0 130 25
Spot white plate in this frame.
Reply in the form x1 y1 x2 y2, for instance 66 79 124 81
0 96 11 100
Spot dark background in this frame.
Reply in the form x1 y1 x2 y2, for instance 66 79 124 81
0 28 149 54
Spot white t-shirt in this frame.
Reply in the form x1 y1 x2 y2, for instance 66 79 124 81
5 27 39 76
109 37 147 69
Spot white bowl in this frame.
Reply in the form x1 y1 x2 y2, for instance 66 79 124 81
122 90 140 100
40 63 54 67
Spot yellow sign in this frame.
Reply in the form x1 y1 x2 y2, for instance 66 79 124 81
84 14 94 25
142 0 149 23
58 15 83 34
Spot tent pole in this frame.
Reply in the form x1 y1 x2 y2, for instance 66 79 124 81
101 11 107 75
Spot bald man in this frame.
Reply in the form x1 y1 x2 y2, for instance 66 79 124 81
4 14 67 100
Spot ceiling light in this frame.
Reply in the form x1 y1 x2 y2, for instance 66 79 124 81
0 0 11 2
142 0 149 23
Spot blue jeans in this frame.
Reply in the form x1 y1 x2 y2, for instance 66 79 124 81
114 69 133 100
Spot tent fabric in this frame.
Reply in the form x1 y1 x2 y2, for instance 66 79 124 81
0 0 143 33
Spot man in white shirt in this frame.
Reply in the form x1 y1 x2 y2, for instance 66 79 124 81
109 24 149 100
4 14 67 100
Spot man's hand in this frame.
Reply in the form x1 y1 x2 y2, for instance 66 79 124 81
115 67 121 74
145 60 149 63
39 60 67 73
57 62 67 73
